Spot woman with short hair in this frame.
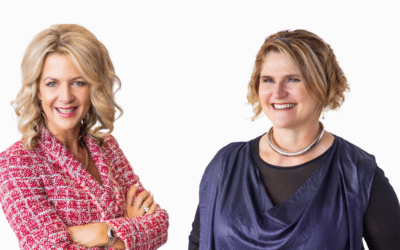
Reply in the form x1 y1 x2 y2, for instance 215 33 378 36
189 29 400 249
0 24 168 249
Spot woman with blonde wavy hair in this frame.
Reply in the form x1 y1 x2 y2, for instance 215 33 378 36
0 24 168 249
189 30 400 249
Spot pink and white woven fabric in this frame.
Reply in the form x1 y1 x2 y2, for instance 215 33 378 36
0 127 168 249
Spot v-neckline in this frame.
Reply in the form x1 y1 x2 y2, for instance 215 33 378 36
81 135 109 190
40 128 113 195
38 127 120 219
84 154 104 187
251 136 338 220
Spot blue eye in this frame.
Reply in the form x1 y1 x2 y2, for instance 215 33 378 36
289 78 300 82
262 78 274 83
73 81 86 86
46 82 57 87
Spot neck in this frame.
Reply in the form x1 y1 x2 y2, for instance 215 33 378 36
47 124 82 155
271 120 321 154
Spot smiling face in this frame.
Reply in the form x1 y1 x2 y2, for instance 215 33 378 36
259 52 319 130
38 53 91 136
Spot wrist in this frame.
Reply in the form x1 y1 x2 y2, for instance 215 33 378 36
95 222 110 247
104 223 117 247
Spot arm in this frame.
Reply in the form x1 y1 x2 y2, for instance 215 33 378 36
188 205 200 250
363 167 400 249
68 185 158 249
102 136 169 249
104 208 168 250
0 151 101 250
68 222 126 249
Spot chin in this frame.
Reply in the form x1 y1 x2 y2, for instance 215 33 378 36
272 122 296 129
268 116 294 128
273 118 309 130
48 120 82 133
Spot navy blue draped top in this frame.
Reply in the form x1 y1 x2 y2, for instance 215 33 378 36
198 135 376 249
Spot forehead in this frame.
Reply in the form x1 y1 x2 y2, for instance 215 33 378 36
40 53 81 79
260 52 299 76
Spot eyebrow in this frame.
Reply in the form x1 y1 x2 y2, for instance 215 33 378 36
260 74 300 79
41 76 84 82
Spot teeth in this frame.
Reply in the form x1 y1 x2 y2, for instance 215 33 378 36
56 108 76 114
274 103 296 109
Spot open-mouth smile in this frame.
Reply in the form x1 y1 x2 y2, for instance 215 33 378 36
272 103 296 110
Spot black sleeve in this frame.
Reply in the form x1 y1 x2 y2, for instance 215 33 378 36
363 167 400 249
188 205 200 250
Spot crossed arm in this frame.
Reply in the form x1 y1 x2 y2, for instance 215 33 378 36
68 184 158 249
0 164 168 249
0 138 168 249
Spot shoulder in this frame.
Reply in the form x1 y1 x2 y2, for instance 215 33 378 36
101 134 120 150
1 140 26 155
199 141 250 209
0 141 39 165
334 135 376 165
100 134 127 161
210 141 248 165
0 141 42 182
216 141 248 157
201 141 249 181
102 134 117 144
333 135 377 186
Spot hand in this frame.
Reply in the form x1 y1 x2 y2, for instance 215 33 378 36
125 182 158 218
68 222 108 247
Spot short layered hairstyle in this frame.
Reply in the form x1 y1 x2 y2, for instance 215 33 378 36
247 29 349 120
12 24 123 149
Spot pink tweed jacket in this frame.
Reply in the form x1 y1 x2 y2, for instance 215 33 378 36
0 127 168 249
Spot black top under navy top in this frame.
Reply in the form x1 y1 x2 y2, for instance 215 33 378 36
189 135 400 249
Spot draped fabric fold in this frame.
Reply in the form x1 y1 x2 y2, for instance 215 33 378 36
199 136 376 250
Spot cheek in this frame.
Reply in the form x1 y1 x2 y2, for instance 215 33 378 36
296 87 313 103
258 87 272 103
84 93 91 104
305 94 318 108
77 86 90 98
76 90 91 109
299 91 319 113
41 95 58 108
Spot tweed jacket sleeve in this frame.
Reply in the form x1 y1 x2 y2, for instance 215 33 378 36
101 135 169 249
0 128 168 250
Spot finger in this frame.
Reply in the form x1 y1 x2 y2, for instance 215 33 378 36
140 193 154 213
132 190 150 211
133 191 150 217
145 202 158 215
126 183 139 207
68 226 77 241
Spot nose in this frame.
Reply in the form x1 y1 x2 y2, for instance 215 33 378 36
273 82 288 99
58 83 75 103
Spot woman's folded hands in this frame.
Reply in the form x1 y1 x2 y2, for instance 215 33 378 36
68 182 158 248
125 182 158 218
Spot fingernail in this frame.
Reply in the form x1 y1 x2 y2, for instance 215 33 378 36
134 182 139 186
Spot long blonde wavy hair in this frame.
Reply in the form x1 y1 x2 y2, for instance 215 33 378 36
247 29 349 120
12 24 123 150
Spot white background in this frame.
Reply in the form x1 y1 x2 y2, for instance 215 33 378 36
1 1 399 249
